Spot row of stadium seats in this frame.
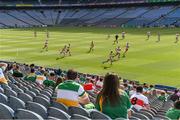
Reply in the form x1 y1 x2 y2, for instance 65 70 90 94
0 5 179 28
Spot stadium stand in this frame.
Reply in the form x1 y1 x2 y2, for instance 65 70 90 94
0 5 179 28
0 61 179 119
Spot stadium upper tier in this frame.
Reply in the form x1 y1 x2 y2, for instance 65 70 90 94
0 0 178 5
0 5 179 28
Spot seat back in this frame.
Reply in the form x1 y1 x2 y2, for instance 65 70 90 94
34 96 50 108
14 109 43 120
90 110 111 120
48 107 70 119
18 92 33 103
0 93 8 104
68 106 89 117
8 96 25 111
51 101 68 113
26 101 48 119
0 103 14 119
4 88 17 97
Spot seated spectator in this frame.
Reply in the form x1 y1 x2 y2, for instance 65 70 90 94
54 77 63 89
0 63 8 85
130 86 150 111
170 89 179 102
43 72 56 87
95 73 131 119
129 85 137 97
56 69 90 107
13 65 23 77
158 91 167 101
36 72 46 85
83 79 94 91
95 77 103 89
24 68 37 82
166 100 180 120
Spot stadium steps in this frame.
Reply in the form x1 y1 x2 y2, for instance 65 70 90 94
125 7 153 26
5 12 33 26
148 6 179 26
83 10 108 25
94 9 129 26
0 22 9 28
23 11 45 25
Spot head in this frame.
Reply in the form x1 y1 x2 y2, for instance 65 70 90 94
150 85 154 88
98 73 120 106
66 69 77 80
160 91 165 96
136 86 143 93
30 68 35 73
56 77 63 86
174 89 179 94
174 100 180 110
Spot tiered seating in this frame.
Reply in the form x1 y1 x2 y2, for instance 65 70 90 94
0 61 176 119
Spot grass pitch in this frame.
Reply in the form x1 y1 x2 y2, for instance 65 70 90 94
0 27 180 87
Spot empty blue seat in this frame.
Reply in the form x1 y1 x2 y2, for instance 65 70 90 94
12 87 24 93
30 88 40 95
38 93 50 101
0 86 4 93
0 103 14 119
34 96 50 108
48 107 70 119
0 93 8 104
26 101 48 118
18 92 33 103
41 90 52 98
68 106 89 117
4 88 17 97
25 90 36 98
90 110 111 120
8 95 25 111
51 101 68 113
14 109 44 120
71 114 91 120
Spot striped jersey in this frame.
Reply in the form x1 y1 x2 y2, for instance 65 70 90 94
0 68 7 84
56 80 86 107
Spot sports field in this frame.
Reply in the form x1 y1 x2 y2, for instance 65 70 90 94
0 27 180 87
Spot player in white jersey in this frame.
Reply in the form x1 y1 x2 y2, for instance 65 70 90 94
114 46 121 60
65 44 71 56
46 31 49 38
147 31 151 40
175 33 179 43
123 42 130 57
59 45 67 57
102 51 114 65
88 41 94 53
42 39 48 51
122 31 126 40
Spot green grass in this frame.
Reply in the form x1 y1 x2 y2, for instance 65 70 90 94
0 27 180 87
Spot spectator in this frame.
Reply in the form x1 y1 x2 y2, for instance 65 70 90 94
83 79 94 91
95 73 131 119
170 89 179 102
95 77 103 89
130 86 150 111
158 91 167 101
54 77 63 89
24 68 37 82
36 71 46 85
129 85 137 97
166 100 180 120
56 69 90 107
0 63 8 85
12 65 23 77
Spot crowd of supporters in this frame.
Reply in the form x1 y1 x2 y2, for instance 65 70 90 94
0 61 180 119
